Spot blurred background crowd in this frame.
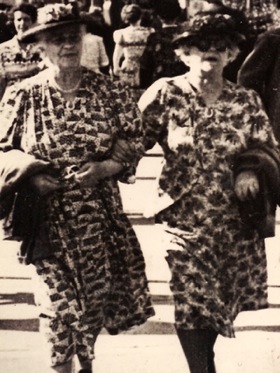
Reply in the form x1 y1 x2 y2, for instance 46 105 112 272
1 0 280 86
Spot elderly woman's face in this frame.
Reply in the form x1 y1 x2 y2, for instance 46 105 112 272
176 36 237 75
39 25 85 70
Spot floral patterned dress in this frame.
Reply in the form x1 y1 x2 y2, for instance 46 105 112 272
141 75 279 338
113 25 154 88
0 36 44 98
0 68 154 365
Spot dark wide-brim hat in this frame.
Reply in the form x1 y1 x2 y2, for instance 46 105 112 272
20 3 88 44
172 13 245 48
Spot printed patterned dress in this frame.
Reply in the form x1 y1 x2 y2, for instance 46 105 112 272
113 25 154 89
141 75 279 338
0 68 154 365
0 36 44 99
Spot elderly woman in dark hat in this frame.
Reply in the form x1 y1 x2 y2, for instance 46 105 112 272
139 12 280 373
0 3 154 373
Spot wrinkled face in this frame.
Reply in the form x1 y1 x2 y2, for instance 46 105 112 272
14 10 33 37
175 35 238 75
39 24 85 70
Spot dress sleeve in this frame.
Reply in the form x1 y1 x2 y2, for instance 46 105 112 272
113 29 124 45
138 78 169 151
109 80 145 182
244 88 279 149
0 85 26 152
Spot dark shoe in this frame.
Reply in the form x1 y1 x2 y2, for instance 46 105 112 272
78 369 92 373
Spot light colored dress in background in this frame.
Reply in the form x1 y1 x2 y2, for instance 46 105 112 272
81 33 109 73
113 25 154 88
0 35 44 100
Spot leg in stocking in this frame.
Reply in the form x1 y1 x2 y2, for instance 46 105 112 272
176 328 218 373
77 327 102 373
206 330 218 373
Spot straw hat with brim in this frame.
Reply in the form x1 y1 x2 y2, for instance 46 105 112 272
172 13 245 48
20 3 89 44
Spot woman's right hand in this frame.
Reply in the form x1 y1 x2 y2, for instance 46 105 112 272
74 160 123 188
29 173 64 196
111 139 135 164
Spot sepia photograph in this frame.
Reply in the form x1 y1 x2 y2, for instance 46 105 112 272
0 0 280 372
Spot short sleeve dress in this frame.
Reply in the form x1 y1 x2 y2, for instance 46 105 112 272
113 25 154 88
141 75 279 338
81 33 109 73
0 68 154 365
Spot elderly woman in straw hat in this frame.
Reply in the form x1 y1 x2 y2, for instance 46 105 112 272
139 12 280 373
0 3 154 373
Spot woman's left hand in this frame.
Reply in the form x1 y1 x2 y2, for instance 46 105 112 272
74 160 123 188
234 171 259 201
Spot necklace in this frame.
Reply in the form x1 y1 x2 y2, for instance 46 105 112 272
51 77 81 94
205 107 214 118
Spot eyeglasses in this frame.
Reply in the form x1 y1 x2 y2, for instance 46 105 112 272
184 37 231 52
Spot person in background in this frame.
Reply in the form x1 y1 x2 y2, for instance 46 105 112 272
87 6 115 73
0 3 154 373
81 13 110 74
138 12 280 373
0 2 14 44
113 3 154 99
190 0 251 83
128 0 157 28
238 26 280 143
139 0 188 89
0 2 45 101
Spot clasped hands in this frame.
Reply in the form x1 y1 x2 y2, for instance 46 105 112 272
234 170 259 201
29 139 134 196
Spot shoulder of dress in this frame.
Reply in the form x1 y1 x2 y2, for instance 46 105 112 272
138 77 172 111
94 35 103 43
153 77 173 90
16 69 49 91
0 41 9 52
0 38 16 53
84 33 102 42
83 68 115 92
113 29 124 42
225 79 263 103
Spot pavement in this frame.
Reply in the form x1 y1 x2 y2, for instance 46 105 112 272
0 221 280 373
